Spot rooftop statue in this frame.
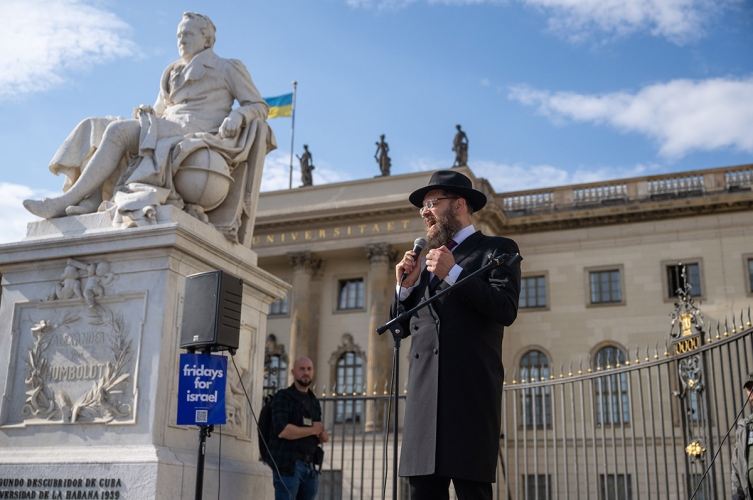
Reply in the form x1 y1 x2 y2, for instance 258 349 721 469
297 145 314 187
23 12 276 245
375 134 390 176
452 124 468 167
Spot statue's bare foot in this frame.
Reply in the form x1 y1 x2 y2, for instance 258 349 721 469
65 197 101 216
23 198 69 219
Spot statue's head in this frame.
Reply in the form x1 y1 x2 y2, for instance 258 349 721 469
303 144 309 150
177 12 216 60
456 124 462 130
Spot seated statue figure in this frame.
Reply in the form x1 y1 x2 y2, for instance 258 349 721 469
24 12 275 244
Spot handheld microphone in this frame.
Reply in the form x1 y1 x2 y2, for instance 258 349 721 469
401 237 427 282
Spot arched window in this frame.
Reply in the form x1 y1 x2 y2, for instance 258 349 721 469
520 349 551 427
336 351 363 423
263 334 288 398
594 345 629 425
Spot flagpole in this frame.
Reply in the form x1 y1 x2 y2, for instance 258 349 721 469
288 81 297 190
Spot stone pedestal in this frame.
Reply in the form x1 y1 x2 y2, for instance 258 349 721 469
0 206 289 500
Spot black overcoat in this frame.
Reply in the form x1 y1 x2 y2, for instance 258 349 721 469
391 231 520 483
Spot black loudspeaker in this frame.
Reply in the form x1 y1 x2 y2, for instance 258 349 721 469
179 270 243 353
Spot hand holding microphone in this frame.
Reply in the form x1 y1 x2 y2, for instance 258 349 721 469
397 237 426 286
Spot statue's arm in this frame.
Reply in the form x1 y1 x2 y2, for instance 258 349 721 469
226 59 269 123
152 63 173 118
152 93 166 118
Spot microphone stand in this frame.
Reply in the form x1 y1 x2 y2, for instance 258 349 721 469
376 252 522 500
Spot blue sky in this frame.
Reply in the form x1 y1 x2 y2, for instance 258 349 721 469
1 0 752 242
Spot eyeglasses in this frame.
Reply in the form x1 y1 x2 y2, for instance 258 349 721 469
419 197 459 216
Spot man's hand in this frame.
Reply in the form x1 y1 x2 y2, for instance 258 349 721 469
219 112 243 138
318 429 329 443
396 250 421 287
311 421 324 436
426 246 455 280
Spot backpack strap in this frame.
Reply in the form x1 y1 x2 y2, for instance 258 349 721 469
747 420 753 489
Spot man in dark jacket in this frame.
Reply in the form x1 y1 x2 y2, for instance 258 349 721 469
732 372 753 500
392 170 521 500
267 357 329 500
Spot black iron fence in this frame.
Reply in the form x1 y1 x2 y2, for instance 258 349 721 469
501 321 750 500
306 321 752 500
316 391 406 500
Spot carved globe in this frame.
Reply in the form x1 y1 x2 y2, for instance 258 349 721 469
173 148 233 211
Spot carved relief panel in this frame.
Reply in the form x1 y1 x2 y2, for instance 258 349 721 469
0 257 145 428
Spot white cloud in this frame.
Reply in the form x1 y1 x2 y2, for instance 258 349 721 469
509 76 753 158
0 183 59 243
0 0 138 99
471 160 657 191
346 0 736 43
408 157 656 191
347 0 500 8
261 151 353 192
522 0 735 44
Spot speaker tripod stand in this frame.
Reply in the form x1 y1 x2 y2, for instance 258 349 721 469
186 344 228 500
194 423 214 500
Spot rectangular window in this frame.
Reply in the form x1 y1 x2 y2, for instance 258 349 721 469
522 475 551 500
520 276 547 308
268 293 289 316
666 263 701 297
599 474 632 500
319 469 343 500
590 270 622 304
686 474 706 500
338 278 364 310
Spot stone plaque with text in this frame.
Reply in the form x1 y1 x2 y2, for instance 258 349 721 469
0 293 146 427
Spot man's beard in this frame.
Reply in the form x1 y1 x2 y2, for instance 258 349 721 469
425 208 463 250
295 376 312 388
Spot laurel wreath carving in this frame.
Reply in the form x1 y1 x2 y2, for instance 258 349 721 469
21 306 133 424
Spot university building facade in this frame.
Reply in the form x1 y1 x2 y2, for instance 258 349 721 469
254 164 752 397
252 163 753 498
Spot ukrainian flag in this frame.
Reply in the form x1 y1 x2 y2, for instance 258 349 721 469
264 93 293 118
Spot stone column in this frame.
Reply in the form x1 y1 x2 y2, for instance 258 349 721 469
364 243 396 431
287 252 323 366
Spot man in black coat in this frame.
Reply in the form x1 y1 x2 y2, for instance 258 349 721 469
392 170 521 500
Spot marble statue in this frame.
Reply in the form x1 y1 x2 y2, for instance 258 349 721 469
375 134 391 176
297 144 314 187
23 12 276 243
452 124 468 167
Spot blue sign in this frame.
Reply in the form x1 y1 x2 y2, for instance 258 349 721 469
177 353 227 426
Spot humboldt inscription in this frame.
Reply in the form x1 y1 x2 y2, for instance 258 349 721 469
0 477 124 499
1 294 146 427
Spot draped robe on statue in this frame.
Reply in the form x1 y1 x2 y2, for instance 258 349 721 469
47 48 275 244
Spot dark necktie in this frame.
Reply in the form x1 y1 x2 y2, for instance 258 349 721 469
446 239 458 251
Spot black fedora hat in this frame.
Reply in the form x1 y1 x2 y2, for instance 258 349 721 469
409 170 487 211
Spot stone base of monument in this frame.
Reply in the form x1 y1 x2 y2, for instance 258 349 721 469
0 206 288 500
